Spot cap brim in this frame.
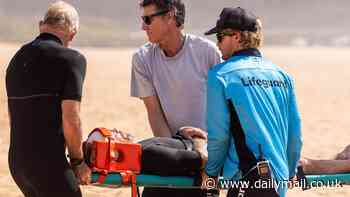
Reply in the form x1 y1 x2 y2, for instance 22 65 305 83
204 26 219 35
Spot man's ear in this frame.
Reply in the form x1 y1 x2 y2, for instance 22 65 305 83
233 32 241 42
39 21 44 31
169 9 175 18
167 10 176 25
68 30 77 42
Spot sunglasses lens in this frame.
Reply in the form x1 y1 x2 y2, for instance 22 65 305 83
142 9 169 26
142 16 151 25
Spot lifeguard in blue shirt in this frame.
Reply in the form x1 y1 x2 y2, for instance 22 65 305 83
202 7 302 197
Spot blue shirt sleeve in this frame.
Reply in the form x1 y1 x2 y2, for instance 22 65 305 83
286 79 303 177
205 70 232 176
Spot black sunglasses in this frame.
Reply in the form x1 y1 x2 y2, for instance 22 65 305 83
141 9 170 25
216 32 235 43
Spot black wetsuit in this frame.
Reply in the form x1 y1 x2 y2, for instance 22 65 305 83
6 33 86 197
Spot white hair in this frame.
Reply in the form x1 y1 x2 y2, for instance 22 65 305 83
42 1 79 32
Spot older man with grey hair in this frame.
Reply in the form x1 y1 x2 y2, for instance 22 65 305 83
6 1 90 197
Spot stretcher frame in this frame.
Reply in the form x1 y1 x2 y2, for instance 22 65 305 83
91 172 350 196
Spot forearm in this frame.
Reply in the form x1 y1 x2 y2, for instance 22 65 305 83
205 71 231 176
63 111 84 159
142 96 172 137
148 113 172 137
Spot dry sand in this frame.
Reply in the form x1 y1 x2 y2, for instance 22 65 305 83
1 43 350 197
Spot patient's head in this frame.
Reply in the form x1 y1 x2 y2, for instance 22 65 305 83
83 128 135 166
86 128 135 144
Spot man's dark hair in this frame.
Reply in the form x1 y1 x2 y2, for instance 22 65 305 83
140 0 185 27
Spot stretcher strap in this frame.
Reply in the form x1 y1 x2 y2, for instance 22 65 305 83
96 170 108 184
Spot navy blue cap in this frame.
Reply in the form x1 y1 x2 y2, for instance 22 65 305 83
205 7 258 35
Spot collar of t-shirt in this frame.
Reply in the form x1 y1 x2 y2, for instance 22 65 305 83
36 33 63 45
232 48 261 58
159 34 188 61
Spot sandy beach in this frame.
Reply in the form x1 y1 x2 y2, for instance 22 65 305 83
1 43 349 197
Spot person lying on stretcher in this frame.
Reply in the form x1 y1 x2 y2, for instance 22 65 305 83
299 145 350 174
84 127 208 177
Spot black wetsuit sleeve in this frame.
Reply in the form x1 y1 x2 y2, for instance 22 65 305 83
61 52 87 101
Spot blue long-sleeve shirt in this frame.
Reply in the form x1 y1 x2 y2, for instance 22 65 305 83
205 48 302 197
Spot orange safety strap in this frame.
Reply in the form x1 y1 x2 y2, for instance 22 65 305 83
106 138 112 170
96 170 108 184
90 127 139 197
91 128 113 183
120 171 138 197
95 171 138 197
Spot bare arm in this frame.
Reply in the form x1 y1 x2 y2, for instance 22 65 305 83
142 96 172 137
62 100 91 185
62 100 84 159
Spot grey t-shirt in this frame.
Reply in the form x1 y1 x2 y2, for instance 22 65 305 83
131 34 221 135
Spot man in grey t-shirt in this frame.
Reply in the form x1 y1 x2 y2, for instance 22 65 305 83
131 0 221 196
131 0 221 138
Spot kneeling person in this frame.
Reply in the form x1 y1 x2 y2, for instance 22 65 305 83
203 7 302 197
